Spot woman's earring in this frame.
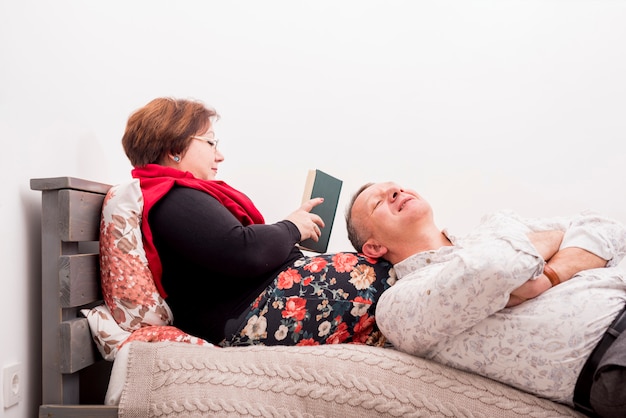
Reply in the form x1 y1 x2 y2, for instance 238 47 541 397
173 156 181 163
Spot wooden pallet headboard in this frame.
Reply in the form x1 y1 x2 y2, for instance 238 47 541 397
31 177 118 418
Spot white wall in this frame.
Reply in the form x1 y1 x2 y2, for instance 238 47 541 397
2 1 626 416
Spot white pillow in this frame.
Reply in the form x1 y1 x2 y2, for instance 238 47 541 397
81 305 131 361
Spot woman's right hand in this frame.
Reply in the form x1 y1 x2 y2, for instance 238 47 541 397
286 198 325 242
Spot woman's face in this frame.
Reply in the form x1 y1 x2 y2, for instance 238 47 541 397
177 126 224 180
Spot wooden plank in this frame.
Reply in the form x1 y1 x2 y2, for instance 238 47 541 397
58 189 105 242
59 254 101 308
31 176 111 194
60 318 97 374
39 188 77 405
39 405 118 418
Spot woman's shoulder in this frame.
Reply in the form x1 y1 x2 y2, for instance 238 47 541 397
153 185 223 215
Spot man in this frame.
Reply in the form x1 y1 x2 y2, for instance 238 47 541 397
346 182 626 415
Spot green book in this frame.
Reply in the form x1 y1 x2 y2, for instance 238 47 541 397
297 169 343 253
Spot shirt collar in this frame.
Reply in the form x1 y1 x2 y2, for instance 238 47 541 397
393 229 456 279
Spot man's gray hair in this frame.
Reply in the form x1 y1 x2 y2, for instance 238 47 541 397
345 182 374 253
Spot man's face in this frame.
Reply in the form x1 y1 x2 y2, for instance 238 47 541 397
352 182 432 248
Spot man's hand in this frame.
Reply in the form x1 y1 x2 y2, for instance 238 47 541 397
548 247 608 282
506 231 608 307
506 275 552 307
527 230 564 261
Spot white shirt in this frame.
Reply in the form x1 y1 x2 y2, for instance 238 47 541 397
376 210 626 405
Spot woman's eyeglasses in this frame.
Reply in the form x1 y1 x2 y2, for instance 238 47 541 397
192 136 219 149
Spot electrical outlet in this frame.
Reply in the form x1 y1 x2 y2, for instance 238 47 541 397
3 363 21 408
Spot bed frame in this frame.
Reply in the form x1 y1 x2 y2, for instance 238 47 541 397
31 177 117 418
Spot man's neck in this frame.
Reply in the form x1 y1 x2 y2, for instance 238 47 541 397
389 229 451 264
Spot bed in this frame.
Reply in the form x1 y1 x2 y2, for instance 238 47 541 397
31 176 584 417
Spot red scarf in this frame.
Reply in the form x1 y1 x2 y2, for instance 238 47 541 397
132 164 265 297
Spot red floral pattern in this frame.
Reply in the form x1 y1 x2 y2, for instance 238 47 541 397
122 325 206 347
84 180 211 361
223 253 395 347
99 180 173 332
83 304 210 361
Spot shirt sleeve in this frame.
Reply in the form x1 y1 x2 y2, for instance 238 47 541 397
511 210 626 267
150 186 303 278
559 211 626 267
376 211 544 356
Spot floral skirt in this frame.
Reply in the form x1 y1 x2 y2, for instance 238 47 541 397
221 252 395 347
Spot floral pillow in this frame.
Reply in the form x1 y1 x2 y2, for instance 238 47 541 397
99 179 173 331
82 304 207 361
84 179 211 361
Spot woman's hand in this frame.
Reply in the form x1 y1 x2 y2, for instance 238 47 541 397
285 198 325 242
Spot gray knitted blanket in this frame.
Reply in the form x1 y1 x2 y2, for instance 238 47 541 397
118 342 583 417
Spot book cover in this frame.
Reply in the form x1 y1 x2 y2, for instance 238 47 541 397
297 169 343 253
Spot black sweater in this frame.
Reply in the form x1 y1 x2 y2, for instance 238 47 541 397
150 186 303 343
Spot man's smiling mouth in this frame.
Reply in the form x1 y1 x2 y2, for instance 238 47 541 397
399 196 414 211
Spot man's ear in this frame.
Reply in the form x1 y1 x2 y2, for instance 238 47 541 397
362 239 388 259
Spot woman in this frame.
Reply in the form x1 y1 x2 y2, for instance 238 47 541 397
121 97 393 347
